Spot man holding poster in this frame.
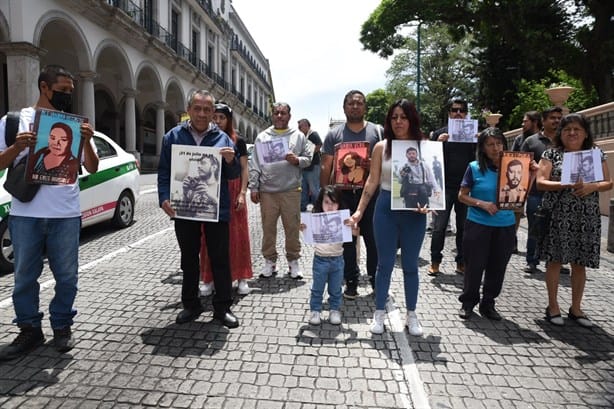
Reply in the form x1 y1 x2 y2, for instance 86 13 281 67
158 89 241 329
0 65 99 360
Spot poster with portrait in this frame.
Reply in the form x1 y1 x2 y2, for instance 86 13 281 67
255 137 289 164
333 141 370 190
300 209 352 245
561 148 603 185
391 140 445 211
26 108 87 185
496 151 533 210
170 145 222 222
448 118 479 143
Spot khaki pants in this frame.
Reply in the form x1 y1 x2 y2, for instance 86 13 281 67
260 190 301 262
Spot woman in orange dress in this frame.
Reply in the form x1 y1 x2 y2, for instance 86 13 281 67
199 103 253 295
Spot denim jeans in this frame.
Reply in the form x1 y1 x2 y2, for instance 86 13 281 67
525 194 542 266
310 255 344 312
301 167 321 211
373 190 426 310
9 215 81 329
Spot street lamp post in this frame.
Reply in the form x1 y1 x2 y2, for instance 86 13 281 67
416 21 422 112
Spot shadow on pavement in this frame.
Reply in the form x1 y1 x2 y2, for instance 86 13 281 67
140 320 229 358
0 348 71 396
462 316 548 345
252 274 307 295
537 319 614 364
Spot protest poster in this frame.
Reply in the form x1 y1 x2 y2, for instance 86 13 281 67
26 109 87 185
170 145 222 222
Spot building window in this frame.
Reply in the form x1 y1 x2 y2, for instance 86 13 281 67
191 29 199 66
208 44 215 74
170 8 179 52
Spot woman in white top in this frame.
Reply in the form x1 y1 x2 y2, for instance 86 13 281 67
348 99 429 335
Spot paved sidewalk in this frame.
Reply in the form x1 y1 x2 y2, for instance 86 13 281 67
0 197 613 408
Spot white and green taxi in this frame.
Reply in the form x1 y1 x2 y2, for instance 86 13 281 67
0 131 140 272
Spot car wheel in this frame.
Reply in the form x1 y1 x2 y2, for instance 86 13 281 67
0 220 14 272
112 190 135 228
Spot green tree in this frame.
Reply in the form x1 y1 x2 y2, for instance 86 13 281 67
382 24 476 132
509 70 599 128
365 88 393 126
360 0 611 126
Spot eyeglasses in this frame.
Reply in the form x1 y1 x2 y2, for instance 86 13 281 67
450 108 467 113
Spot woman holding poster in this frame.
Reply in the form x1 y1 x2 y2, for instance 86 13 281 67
536 113 612 327
457 128 515 321
348 99 428 336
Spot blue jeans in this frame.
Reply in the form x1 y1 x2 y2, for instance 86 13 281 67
301 167 321 211
310 255 343 312
525 194 542 266
373 190 426 310
9 215 81 329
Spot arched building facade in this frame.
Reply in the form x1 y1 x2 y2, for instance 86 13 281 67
0 0 274 170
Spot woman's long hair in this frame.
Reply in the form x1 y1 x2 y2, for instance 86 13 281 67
476 127 507 173
215 102 238 143
383 99 422 159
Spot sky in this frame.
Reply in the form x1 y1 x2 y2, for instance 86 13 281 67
231 0 390 138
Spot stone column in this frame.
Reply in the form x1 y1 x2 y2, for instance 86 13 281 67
79 71 97 127
0 42 46 110
155 101 166 155
123 88 137 155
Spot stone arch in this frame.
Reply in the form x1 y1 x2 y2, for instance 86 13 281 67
93 40 134 149
34 10 93 71
165 79 184 128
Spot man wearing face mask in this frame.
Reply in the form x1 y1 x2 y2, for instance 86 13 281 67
0 65 99 360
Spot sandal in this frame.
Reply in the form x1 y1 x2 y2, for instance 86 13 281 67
545 306 564 326
568 309 593 328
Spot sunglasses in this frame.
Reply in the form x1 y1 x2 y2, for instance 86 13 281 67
450 108 467 113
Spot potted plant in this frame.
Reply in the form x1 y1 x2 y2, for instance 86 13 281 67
545 83 574 107
482 109 502 127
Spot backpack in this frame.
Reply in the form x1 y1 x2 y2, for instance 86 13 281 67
3 111 41 202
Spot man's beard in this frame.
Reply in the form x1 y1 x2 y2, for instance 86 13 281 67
522 129 534 137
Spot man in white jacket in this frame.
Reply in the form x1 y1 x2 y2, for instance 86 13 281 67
249 102 314 278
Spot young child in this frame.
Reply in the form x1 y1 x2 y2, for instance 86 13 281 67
302 185 346 325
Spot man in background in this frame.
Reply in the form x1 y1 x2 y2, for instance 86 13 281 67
520 107 562 274
250 102 313 279
320 90 382 298
429 98 476 275
298 118 322 211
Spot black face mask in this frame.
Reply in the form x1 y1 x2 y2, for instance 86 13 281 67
49 90 72 112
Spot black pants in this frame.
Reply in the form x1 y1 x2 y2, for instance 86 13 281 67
174 219 232 314
341 189 378 289
459 220 515 309
431 186 467 264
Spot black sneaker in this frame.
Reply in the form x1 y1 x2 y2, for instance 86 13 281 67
0 326 45 361
343 286 358 300
479 305 502 321
53 327 75 353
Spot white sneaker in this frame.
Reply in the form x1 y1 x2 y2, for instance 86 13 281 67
260 259 276 278
237 280 250 295
199 282 214 297
329 310 342 325
288 259 303 279
406 310 423 336
370 310 386 334
309 311 321 325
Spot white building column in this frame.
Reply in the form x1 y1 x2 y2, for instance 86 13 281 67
79 71 97 127
155 101 166 156
0 42 46 110
123 88 137 155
